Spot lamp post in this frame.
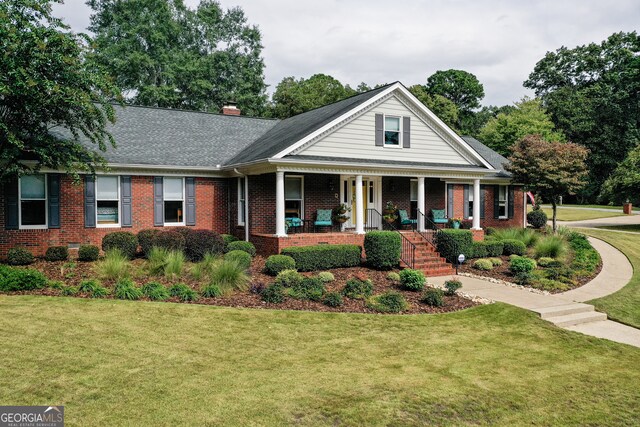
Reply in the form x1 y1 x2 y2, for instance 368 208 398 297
456 254 465 275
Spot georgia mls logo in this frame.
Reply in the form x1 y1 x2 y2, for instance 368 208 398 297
0 405 64 427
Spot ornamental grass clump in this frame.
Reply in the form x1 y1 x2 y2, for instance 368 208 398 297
225 250 252 270
534 235 568 259
95 249 130 281
209 259 250 294
200 283 223 298
164 250 185 278
169 283 199 302
141 282 170 301
190 253 220 281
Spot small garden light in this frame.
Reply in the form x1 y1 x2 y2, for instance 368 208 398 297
457 253 466 274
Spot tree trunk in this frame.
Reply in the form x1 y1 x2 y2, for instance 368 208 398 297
551 198 558 233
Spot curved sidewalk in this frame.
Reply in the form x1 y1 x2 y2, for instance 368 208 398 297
431 236 639 348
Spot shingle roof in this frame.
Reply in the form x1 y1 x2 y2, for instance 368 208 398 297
461 136 511 177
55 105 278 168
225 83 395 165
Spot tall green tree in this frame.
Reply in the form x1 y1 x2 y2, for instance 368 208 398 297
408 85 459 131
506 134 589 232
524 31 640 201
425 69 485 113
87 0 267 115
270 74 357 119
598 144 640 206
0 0 120 183
478 97 565 156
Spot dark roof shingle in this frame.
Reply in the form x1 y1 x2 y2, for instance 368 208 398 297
461 136 511 177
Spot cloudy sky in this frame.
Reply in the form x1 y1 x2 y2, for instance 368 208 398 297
53 0 639 106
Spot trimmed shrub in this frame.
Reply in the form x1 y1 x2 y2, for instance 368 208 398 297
275 269 304 288
264 255 296 276
0 267 47 291
261 283 285 303
317 272 335 283
185 229 225 261
173 227 194 241
488 257 503 267
45 246 68 262
137 229 160 258
435 230 473 263
534 236 567 259
364 231 401 269
323 291 343 307
484 241 504 257
281 244 361 272
78 245 99 262
225 250 252 270
399 269 425 291
444 279 462 296
509 254 521 261
421 288 444 307
544 266 575 283
169 283 199 302
471 241 488 259
342 277 373 299
114 278 142 300
367 291 408 313
502 239 526 256
473 259 493 271
289 277 325 301
527 209 548 229
226 241 256 257
7 247 34 265
537 257 556 267
201 284 223 298
152 230 186 252
509 257 537 274
102 232 138 259
530 278 569 292
222 234 239 251
141 282 169 301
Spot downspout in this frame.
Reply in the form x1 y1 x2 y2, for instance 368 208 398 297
234 168 250 242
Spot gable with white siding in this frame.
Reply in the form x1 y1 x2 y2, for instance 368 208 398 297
293 94 479 166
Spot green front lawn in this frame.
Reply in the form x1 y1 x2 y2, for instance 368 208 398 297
539 208 625 221
596 224 640 233
1 296 639 426
579 229 640 328
542 204 639 212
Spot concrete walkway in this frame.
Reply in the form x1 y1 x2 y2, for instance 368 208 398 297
431 236 640 348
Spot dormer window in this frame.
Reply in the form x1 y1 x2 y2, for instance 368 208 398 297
384 116 400 146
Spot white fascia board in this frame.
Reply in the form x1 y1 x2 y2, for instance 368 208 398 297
269 158 495 175
271 83 402 159
394 85 495 170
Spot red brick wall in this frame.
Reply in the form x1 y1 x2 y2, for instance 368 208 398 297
252 232 365 256
0 175 229 258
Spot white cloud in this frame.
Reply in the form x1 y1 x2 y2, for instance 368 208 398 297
52 0 639 106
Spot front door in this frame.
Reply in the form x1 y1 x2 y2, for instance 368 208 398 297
341 177 381 229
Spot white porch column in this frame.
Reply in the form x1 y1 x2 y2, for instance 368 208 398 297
275 171 287 237
472 178 481 230
417 176 426 232
355 175 364 234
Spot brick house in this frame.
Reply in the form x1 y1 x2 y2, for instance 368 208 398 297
0 82 525 261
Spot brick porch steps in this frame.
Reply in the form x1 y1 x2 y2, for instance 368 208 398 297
400 231 455 277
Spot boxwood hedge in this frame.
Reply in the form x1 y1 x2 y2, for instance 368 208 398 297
435 229 473 263
281 244 361 271
364 231 401 270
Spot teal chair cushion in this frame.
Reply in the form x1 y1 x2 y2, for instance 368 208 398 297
315 209 333 226
398 209 416 225
285 217 302 227
432 209 448 224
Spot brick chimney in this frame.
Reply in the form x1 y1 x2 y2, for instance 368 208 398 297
221 102 240 116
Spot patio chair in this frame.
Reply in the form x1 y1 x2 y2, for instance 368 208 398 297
285 217 303 234
398 209 417 229
314 209 333 232
431 209 448 225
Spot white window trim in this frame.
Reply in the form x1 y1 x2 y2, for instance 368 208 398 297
18 174 48 230
237 177 246 226
96 175 121 228
383 115 402 149
285 175 304 220
163 176 185 226
498 185 509 219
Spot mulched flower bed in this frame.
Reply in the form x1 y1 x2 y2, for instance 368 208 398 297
458 254 603 292
3 256 477 315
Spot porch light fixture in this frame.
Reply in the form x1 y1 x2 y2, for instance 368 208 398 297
327 178 335 192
